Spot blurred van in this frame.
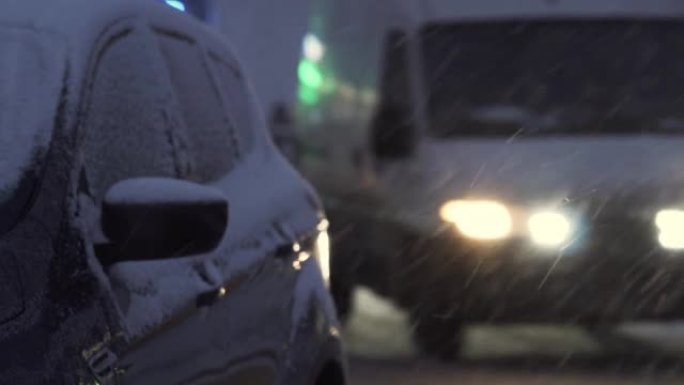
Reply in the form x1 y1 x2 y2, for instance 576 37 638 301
295 0 684 358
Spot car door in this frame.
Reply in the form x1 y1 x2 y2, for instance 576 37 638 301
77 21 242 384
148 27 302 382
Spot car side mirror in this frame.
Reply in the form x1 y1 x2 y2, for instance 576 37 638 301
96 177 228 267
370 104 416 159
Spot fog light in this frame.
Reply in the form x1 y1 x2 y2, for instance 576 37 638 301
528 211 572 247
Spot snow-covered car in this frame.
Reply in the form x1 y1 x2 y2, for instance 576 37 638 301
295 0 684 360
0 1 344 384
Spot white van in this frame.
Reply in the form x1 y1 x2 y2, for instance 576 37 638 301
296 0 684 358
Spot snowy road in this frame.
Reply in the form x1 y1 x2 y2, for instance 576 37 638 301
345 288 684 385
350 358 684 385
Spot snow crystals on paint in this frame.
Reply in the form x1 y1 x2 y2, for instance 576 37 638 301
0 27 64 207
110 132 323 338
104 177 227 206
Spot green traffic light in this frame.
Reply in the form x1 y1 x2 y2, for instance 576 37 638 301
298 60 323 89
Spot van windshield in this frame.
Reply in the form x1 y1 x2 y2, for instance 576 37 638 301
421 20 684 137
0 27 64 232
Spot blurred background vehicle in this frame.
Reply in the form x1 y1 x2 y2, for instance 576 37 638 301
291 0 684 361
0 1 343 383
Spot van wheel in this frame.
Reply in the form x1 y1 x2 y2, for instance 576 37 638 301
411 311 464 361
315 361 346 385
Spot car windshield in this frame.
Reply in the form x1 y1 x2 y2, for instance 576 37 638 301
421 20 684 137
0 27 63 232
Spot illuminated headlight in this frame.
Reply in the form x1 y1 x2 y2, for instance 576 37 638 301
439 200 512 241
655 209 684 250
528 211 572 247
314 220 331 285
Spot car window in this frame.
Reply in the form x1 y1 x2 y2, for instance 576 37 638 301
82 29 178 202
156 32 239 183
421 20 684 137
208 53 255 152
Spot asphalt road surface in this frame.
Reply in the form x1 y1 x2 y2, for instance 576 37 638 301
345 288 684 385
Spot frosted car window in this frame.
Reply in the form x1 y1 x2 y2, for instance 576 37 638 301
82 31 177 202
0 27 64 232
157 34 239 183
209 54 254 151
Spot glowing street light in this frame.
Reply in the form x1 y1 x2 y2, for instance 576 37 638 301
303 33 326 62
165 0 186 12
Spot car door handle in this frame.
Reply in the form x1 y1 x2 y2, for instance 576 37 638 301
196 287 227 307
196 273 248 307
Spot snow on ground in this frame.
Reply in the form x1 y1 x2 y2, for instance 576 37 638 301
350 358 684 385
344 287 415 359
346 286 684 358
346 287 684 384
344 287 602 360
619 323 684 355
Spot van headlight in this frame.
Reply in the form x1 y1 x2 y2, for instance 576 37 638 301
528 211 572 247
439 200 512 241
656 209 684 250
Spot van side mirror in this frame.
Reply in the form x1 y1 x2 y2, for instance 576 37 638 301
96 178 228 267
370 104 416 159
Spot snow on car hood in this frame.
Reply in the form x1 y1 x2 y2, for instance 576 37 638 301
0 27 64 206
422 136 684 204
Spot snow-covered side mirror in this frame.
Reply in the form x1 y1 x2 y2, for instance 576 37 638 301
96 177 228 267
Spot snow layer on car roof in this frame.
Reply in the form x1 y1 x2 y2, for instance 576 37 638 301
1 0 224 45
1 0 241 110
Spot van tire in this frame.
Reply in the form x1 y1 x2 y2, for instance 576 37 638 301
411 311 464 361
315 360 346 385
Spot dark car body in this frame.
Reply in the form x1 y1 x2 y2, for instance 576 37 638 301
0 1 343 384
